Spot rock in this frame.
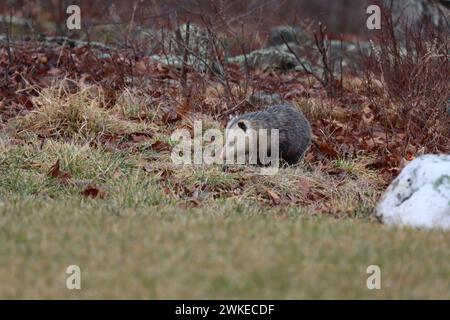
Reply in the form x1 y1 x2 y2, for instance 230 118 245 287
150 53 221 74
376 154 450 230
151 42 317 73
383 0 448 28
330 40 371 57
268 26 310 47
147 23 221 73
150 54 185 69
248 92 283 106
382 0 449 43
228 44 301 70
98 53 111 60
325 40 372 71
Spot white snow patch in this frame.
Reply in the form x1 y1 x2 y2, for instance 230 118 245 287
376 154 450 230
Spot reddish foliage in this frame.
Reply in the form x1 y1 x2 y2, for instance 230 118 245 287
47 159 72 183
81 185 107 199
267 189 281 205
1 10 448 187
149 140 171 152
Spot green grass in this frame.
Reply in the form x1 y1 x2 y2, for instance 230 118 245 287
1 197 450 299
1 137 449 299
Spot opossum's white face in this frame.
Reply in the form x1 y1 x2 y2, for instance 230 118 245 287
221 119 256 164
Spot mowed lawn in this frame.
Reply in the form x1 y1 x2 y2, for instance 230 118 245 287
1 197 450 299
1 138 449 299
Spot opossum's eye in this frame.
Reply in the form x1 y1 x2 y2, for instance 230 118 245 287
237 121 247 132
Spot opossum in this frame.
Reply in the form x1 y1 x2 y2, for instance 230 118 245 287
222 103 311 165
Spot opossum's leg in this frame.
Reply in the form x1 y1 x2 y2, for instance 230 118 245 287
279 141 290 160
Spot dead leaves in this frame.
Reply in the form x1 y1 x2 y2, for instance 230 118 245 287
48 159 72 183
366 155 403 184
161 108 181 124
149 140 171 152
152 166 203 208
130 132 153 143
47 159 107 199
143 166 175 180
161 101 191 124
101 132 172 155
267 189 281 205
284 83 307 99
2 33 445 203
80 184 107 199
305 100 429 183
298 177 313 195
262 177 330 207
316 141 339 159
298 177 330 204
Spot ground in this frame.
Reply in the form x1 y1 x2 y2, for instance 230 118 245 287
1 195 450 299
0 7 449 298
1 120 449 299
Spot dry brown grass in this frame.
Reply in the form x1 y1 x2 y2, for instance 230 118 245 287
14 80 157 141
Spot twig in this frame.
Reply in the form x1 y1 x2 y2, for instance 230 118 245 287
281 34 322 84
180 21 191 100
3 8 13 83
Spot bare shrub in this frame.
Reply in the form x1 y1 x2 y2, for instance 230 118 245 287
361 1 450 154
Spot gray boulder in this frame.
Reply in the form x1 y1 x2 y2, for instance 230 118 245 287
248 92 283 106
384 0 449 28
228 44 308 71
268 26 310 47
146 23 216 72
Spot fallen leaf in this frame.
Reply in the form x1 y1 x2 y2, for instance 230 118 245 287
298 178 312 195
307 191 329 201
149 140 171 152
318 142 339 159
131 133 152 143
190 198 201 207
48 159 72 182
161 108 181 124
134 60 148 74
267 189 281 205
81 184 106 199
35 128 53 138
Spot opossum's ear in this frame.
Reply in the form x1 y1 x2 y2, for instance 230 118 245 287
237 121 247 132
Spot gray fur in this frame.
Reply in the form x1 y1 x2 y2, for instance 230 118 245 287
227 103 311 164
